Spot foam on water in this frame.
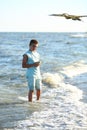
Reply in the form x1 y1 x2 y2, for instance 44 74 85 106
42 72 64 87
16 83 87 130
62 60 87 78
70 33 87 38
16 68 87 129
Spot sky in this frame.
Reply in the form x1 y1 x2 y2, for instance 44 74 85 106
0 0 87 32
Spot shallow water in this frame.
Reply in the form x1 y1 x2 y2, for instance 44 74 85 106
0 32 87 129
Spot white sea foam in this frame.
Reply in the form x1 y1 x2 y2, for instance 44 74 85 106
70 33 87 38
42 72 64 87
62 60 87 78
17 82 87 130
18 96 28 101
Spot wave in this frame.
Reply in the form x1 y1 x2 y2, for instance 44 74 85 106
70 33 87 38
61 60 87 78
42 72 83 101
42 72 64 88
41 60 87 102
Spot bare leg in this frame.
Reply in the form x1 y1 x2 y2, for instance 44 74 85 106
36 89 40 100
28 90 33 102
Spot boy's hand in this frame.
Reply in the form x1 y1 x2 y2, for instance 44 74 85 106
33 61 40 67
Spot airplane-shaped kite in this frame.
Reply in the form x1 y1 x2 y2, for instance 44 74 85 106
49 13 87 21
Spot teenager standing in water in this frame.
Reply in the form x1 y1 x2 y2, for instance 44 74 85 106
22 39 41 102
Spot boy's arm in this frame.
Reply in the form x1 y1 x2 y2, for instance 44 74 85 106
22 54 40 68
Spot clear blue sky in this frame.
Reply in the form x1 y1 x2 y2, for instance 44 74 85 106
0 0 87 32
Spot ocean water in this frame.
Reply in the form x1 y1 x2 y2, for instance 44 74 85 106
0 32 87 130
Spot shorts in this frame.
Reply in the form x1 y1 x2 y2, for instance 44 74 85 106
27 77 41 91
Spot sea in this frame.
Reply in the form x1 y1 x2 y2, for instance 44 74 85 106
0 32 87 130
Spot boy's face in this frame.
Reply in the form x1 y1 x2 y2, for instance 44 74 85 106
30 43 38 51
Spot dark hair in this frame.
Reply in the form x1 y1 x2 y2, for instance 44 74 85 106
29 39 38 46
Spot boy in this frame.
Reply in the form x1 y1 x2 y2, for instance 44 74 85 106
22 39 41 102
